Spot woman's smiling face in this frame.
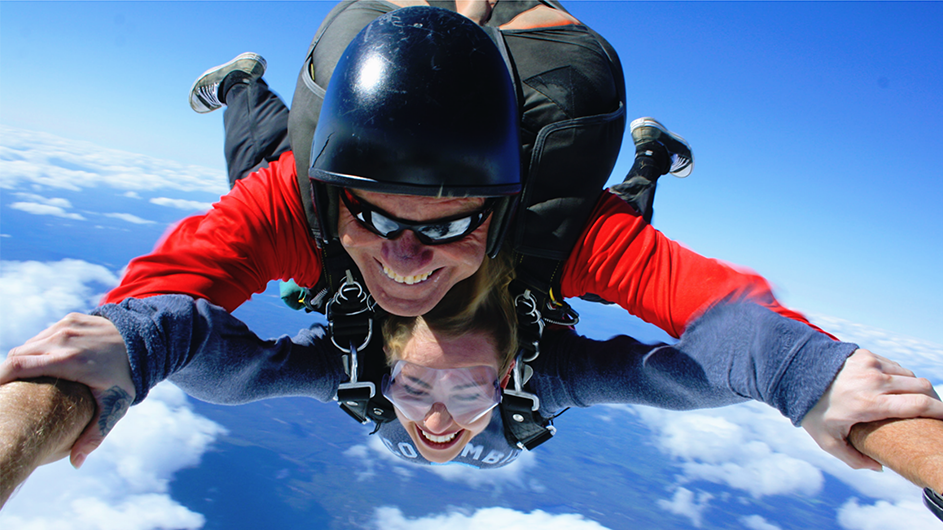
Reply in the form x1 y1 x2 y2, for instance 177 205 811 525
388 322 504 463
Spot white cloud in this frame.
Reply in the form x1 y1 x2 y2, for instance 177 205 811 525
0 382 226 530
810 313 943 383
0 259 119 353
657 487 712 528
740 514 782 530
9 201 85 220
370 506 612 530
102 213 155 225
837 498 942 530
0 125 227 196
633 404 824 498
343 444 378 481
12 193 74 208
149 197 213 212
608 395 931 525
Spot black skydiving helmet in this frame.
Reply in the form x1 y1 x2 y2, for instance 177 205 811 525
305 6 521 257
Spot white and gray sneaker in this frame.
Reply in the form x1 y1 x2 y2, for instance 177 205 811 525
189 52 267 114
630 117 694 178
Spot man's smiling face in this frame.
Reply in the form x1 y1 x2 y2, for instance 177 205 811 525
337 189 490 317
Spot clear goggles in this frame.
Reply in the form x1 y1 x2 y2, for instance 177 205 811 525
341 189 495 245
381 360 502 425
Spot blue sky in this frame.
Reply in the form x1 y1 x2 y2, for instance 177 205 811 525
3 1 940 344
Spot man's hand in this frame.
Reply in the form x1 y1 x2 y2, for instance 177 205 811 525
0 378 95 508
0 313 135 468
802 349 943 470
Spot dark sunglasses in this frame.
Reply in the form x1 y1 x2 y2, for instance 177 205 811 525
341 189 495 245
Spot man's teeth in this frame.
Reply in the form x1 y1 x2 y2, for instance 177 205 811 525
420 430 458 444
383 265 431 285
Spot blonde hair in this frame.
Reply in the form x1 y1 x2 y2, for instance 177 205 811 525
383 251 517 375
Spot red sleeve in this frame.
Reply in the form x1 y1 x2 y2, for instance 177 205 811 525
102 151 323 312
560 191 830 339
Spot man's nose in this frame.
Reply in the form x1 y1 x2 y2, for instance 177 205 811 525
422 402 454 434
382 230 432 267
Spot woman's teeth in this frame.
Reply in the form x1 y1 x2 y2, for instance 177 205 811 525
383 265 432 285
420 430 458 444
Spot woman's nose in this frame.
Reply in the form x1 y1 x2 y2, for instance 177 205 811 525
421 402 454 434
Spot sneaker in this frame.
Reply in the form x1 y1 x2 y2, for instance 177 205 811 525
630 117 694 178
189 52 267 113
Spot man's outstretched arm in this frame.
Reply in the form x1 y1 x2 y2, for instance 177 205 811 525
850 418 943 494
0 377 95 509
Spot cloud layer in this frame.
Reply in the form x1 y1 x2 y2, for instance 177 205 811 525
0 125 227 195
0 259 119 352
370 506 612 530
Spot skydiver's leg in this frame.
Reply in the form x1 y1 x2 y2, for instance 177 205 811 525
222 78 290 186
612 118 694 223
188 52 290 187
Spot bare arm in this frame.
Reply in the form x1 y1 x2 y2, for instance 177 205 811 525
0 378 95 509
849 418 943 493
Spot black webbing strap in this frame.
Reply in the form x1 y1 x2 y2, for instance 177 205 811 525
499 355 557 450
500 391 555 450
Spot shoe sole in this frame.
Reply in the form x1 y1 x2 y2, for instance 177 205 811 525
189 52 267 113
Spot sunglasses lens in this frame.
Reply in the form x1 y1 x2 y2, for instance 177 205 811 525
369 211 404 238
417 217 474 242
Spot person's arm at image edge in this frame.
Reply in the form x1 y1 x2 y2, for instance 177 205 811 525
0 378 95 509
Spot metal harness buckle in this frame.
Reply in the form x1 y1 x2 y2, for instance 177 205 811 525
514 289 545 362
327 270 375 353
336 341 377 425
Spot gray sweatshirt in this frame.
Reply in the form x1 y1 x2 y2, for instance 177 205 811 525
93 296 857 469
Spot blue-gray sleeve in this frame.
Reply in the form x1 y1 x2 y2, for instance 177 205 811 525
528 301 858 425
91 294 343 406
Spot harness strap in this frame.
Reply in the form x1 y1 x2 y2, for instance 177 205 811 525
320 264 397 425
499 356 556 449
500 392 555 450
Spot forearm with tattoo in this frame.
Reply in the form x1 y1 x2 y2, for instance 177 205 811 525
97 385 132 438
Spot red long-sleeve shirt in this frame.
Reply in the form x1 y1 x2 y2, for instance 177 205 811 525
104 151 821 338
